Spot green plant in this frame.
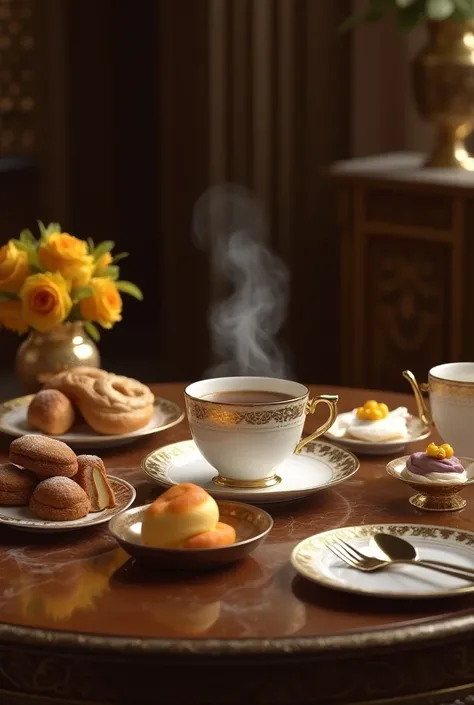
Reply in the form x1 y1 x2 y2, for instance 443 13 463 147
341 0 474 32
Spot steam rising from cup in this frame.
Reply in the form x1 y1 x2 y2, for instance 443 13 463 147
193 184 291 378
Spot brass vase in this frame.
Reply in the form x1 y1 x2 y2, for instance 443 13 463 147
15 322 101 393
413 20 474 169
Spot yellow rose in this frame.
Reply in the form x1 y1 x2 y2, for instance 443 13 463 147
0 300 28 334
0 240 30 292
38 233 93 287
95 252 112 273
79 277 122 328
20 272 72 333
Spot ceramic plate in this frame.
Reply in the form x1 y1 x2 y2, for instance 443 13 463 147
291 523 474 598
0 476 136 532
0 395 184 449
109 500 273 569
142 440 359 504
325 412 430 455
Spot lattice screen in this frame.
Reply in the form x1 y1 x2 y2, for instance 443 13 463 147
0 0 35 155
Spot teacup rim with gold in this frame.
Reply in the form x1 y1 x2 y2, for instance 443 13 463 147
184 376 339 489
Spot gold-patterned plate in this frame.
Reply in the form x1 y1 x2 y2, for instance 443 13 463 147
142 440 359 504
0 395 184 449
291 524 474 599
109 500 273 569
326 412 430 456
0 476 136 532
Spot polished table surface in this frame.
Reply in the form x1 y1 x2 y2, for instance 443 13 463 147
2 383 474 705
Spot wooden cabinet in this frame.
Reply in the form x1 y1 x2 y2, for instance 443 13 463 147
330 153 474 392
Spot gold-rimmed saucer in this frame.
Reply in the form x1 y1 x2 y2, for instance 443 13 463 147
0 395 184 449
326 412 430 456
386 456 474 511
109 500 273 570
142 439 359 504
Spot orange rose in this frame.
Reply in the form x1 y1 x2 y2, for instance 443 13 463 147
0 241 30 293
20 272 72 332
0 300 28 334
38 233 93 287
79 277 122 328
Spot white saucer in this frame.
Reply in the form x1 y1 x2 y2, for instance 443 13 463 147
325 412 430 456
0 476 136 532
142 440 359 504
0 395 184 449
291 523 474 599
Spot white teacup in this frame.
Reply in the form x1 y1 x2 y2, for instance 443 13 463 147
184 376 338 488
404 364 474 457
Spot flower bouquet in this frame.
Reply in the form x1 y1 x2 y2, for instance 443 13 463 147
0 222 143 340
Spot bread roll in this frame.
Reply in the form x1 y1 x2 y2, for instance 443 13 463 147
29 477 90 521
10 435 78 478
27 390 75 436
0 463 37 505
181 522 236 549
141 483 219 548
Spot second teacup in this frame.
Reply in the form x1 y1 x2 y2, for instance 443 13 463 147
404 363 474 457
184 376 338 489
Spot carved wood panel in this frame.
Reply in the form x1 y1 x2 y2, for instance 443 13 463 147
0 0 36 155
365 235 451 391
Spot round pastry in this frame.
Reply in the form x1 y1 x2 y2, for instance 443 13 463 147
45 370 155 435
9 435 78 478
0 463 37 505
181 522 236 549
141 483 219 548
75 455 116 511
344 400 409 442
27 389 76 436
29 477 91 521
403 443 467 484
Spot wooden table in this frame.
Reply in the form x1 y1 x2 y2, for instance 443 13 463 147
2 384 474 705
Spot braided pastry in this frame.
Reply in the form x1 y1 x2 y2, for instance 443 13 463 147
45 369 155 435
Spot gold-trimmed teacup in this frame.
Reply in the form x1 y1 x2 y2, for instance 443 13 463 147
404 364 474 457
184 377 338 489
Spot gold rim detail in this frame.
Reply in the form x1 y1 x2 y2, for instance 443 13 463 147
185 397 307 426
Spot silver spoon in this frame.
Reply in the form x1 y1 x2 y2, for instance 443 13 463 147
372 533 474 579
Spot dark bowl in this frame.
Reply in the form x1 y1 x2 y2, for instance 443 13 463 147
108 499 273 570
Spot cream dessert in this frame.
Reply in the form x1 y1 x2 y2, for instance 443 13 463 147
332 400 409 443
402 443 467 484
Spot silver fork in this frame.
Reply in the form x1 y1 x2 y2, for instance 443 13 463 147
327 537 474 582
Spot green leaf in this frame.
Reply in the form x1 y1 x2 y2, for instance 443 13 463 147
27 249 43 271
100 265 119 281
12 239 30 252
37 221 61 240
92 241 115 261
0 292 20 301
19 229 37 247
72 285 93 303
112 252 129 264
115 280 144 301
453 0 474 16
87 238 95 253
426 0 455 19
84 320 101 342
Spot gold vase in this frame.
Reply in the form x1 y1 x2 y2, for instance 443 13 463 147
15 322 101 393
413 20 474 169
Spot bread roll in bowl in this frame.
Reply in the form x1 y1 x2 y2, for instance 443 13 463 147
141 483 219 548
181 521 236 549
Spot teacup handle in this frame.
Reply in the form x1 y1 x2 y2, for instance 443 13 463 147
402 370 432 426
294 394 339 455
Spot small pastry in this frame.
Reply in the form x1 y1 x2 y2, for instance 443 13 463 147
27 389 76 436
10 435 78 479
402 443 467 484
181 522 236 549
141 483 219 548
75 455 116 511
0 463 37 505
45 369 155 435
343 401 409 442
29 477 91 521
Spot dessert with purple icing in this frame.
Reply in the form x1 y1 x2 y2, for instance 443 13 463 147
402 443 467 484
